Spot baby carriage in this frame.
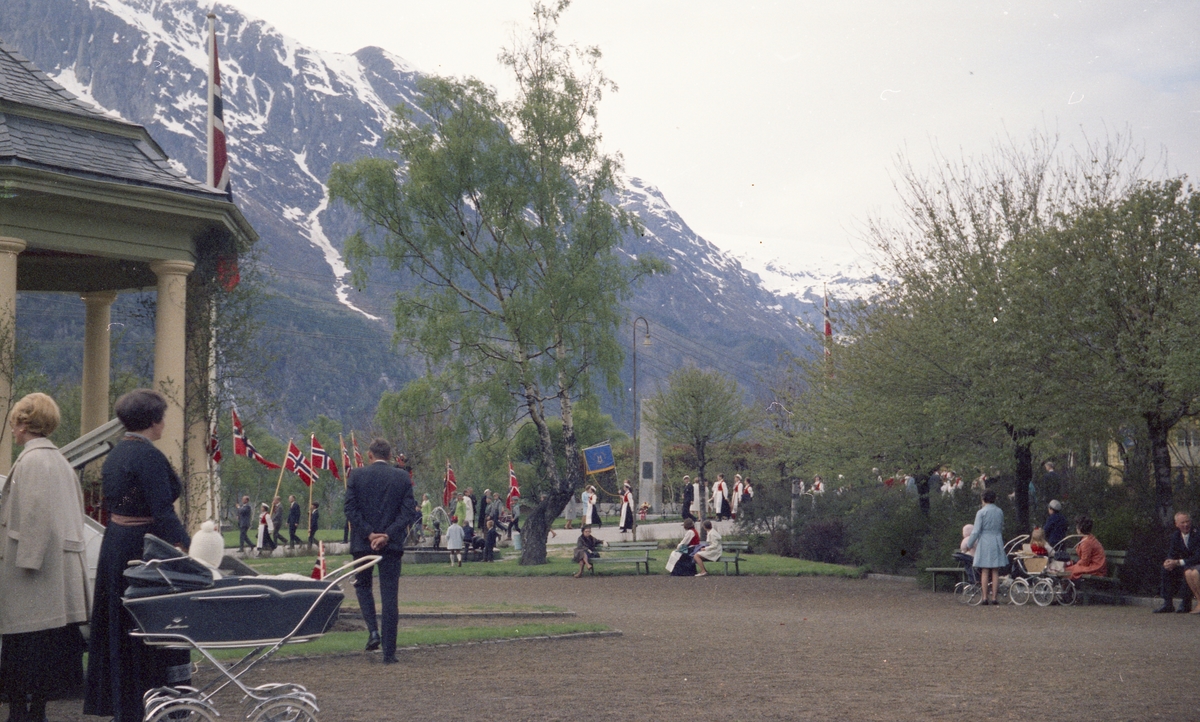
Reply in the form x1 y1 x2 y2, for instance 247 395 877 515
958 535 1036 605
1011 535 1079 607
122 535 379 721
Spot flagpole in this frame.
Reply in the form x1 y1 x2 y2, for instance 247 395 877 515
271 438 290 507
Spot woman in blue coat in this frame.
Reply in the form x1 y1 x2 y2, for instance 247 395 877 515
965 490 1006 605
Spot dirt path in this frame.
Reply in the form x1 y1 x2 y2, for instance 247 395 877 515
37 575 1200 721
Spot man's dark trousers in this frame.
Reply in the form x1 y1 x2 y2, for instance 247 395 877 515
238 525 252 551
353 552 401 658
289 523 300 547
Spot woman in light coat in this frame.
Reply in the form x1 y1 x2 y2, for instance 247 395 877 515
0 393 88 722
964 489 1006 605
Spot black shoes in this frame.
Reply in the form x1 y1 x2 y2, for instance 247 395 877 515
1177 602 1193 613
1153 603 1174 613
365 631 381 651
382 655 398 664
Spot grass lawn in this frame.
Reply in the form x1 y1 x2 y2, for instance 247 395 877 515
244 550 866 579
201 622 610 661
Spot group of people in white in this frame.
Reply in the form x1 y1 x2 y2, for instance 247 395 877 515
679 473 754 522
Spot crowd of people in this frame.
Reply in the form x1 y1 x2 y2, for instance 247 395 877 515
234 492 320 555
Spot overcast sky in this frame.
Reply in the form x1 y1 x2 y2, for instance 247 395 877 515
219 0 1200 278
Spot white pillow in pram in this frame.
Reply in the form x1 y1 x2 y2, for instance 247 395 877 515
257 573 319 581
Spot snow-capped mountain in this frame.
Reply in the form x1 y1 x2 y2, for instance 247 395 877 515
1 0 835 427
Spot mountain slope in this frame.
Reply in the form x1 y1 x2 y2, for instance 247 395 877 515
0 0 828 433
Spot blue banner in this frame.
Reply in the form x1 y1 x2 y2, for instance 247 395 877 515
583 443 615 475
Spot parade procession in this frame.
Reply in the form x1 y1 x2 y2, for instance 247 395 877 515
2 1 1200 720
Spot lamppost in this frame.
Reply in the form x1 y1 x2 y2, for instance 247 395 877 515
632 316 651 469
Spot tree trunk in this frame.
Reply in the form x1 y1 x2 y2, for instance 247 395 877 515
1145 412 1176 527
1006 425 1034 533
1012 436 1032 533
695 440 708 521
518 380 562 565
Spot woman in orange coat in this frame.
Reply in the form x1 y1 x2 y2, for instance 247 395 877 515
1065 515 1107 581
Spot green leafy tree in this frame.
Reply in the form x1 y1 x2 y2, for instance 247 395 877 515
1028 178 1200 525
643 367 752 493
374 376 467 495
330 1 663 564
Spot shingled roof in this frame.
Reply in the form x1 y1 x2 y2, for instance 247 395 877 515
0 38 227 199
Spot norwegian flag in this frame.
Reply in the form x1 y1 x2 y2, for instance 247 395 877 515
823 282 832 359
443 462 457 508
310 541 327 581
351 432 364 468
207 421 222 464
506 461 521 510
285 440 314 487
311 435 338 480
339 434 352 483
232 408 280 470
206 14 230 194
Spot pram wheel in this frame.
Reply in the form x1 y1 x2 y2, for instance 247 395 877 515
1008 578 1031 606
1032 578 1056 606
252 696 320 722
965 584 984 606
1055 578 1077 606
145 699 220 722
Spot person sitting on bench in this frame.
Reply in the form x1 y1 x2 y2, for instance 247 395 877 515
1063 516 1106 581
694 520 723 577
572 525 607 577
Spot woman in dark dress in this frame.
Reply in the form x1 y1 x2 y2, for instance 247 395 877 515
84 389 192 722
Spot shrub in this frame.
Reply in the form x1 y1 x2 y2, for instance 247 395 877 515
796 518 845 564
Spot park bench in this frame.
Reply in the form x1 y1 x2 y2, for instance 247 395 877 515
924 566 967 592
714 541 750 576
589 541 658 574
1072 549 1126 605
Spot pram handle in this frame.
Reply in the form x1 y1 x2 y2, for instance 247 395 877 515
322 554 382 586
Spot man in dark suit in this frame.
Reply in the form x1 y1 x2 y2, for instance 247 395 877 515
344 438 417 663
1155 512 1200 613
308 502 319 549
236 495 252 552
287 494 301 547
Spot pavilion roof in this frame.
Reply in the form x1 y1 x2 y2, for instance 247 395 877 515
0 39 227 200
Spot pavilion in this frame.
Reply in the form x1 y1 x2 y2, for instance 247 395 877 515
0 39 256 526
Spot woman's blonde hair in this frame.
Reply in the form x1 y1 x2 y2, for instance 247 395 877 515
9 392 60 437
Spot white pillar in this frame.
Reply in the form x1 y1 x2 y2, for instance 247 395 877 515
0 237 24 475
638 399 663 513
150 260 193 473
80 290 118 435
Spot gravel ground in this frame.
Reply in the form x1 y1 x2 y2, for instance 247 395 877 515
30 575 1200 721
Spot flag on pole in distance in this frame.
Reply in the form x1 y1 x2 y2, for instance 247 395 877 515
205 13 229 194
351 432 364 468
339 434 352 483
583 443 615 475
311 435 339 480
285 440 314 486
207 421 222 464
232 408 280 470
443 462 457 508
506 461 521 510
824 282 832 359
310 541 326 580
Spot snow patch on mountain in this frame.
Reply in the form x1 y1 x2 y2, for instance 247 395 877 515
292 150 380 321
50 65 124 119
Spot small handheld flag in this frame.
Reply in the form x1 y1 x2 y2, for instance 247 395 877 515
232 408 280 470
506 461 521 510
310 541 326 580
583 443 615 475
285 440 314 487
